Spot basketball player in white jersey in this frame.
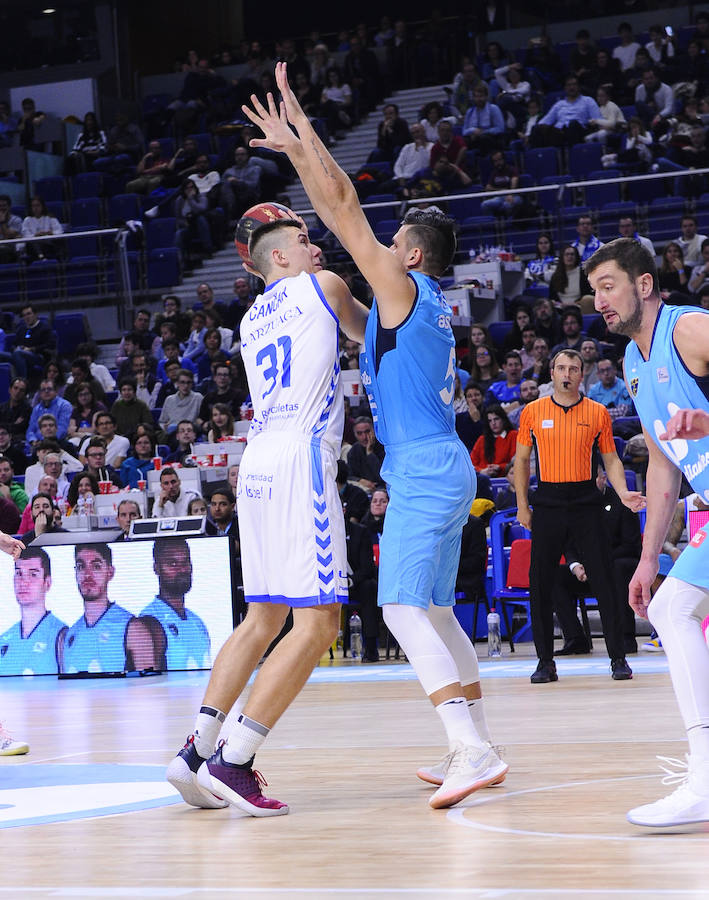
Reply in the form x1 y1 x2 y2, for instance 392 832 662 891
168 215 368 816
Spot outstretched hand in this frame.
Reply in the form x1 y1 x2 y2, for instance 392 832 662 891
620 490 646 513
241 88 300 157
274 61 308 126
659 408 709 441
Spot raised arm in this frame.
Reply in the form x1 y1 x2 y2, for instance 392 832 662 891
243 63 415 327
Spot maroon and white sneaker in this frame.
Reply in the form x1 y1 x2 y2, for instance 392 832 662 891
197 746 289 817
166 734 228 809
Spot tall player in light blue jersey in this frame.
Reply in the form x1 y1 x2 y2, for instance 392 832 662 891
0 546 64 676
168 206 370 816
587 238 709 828
241 63 508 809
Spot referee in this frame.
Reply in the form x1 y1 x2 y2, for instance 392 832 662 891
514 349 645 683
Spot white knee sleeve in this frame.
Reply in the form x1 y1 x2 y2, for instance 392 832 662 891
649 576 709 731
382 604 461 696
427 603 480 686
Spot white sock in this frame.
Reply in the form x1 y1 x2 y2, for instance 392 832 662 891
688 725 709 763
221 713 270 765
467 697 492 745
192 706 226 758
435 697 483 751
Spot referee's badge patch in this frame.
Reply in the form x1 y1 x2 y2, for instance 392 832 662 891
629 377 639 396
542 419 554 428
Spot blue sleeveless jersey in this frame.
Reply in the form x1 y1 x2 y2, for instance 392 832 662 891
141 597 211 670
360 271 457 447
625 304 709 502
0 612 65 675
62 603 132 674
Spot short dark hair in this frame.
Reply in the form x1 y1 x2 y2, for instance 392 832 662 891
0 454 14 471
584 237 660 297
70 357 90 374
177 368 194 382
153 536 190 564
74 542 112 566
95 412 116 426
119 376 137 391
210 487 235 505
560 304 583 327
18 546 51 576
249 219 302 275
176 419 195 431
159 466 179 481
551 348 583 369
504 350 522 365
401 208 457 277
162 337 180 351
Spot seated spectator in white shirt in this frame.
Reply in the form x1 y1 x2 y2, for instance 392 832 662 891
159 369 203 432
80 412 129 468
393 124 432 195
676 214 708 268
612 23 641 71
152 467 201 518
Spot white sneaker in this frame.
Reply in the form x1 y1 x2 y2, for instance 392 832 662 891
166 735 228 809
417 744 506 787
627 755 709 827
429 741 509 809
0 726 29 756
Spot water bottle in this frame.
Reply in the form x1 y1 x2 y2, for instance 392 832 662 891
77 495 87 529
487 608 502 657
349 612 362 659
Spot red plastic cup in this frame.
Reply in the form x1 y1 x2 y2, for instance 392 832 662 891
152 456 162 471
99 480 111 495
137 479 147 491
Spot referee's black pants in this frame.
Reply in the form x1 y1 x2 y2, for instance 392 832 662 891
529 501 625 661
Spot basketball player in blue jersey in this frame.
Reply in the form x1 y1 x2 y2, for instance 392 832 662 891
0 547 64 676
587 238 709 828
167 209 370 816
0 528 30 755
58 543 160 675
140 538 210 670
241 63 508 809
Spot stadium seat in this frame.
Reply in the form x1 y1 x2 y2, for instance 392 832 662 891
107 193 142 225
34 176 65 203
524 147 559 183
584 170 621 208
0 265 21 303
65 258 100 298
72 172 104 199
70 198 102 228
187 133 213 156
25 260 58 302
147 247 180 288
537 174 572 213
568 143 603 179
145 217 178 252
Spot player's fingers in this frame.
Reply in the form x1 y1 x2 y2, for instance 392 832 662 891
266 92 278 117
248 93 269 118
241 104 264 127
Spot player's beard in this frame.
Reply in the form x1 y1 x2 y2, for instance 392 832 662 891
164 574 192 596
609 285 644 337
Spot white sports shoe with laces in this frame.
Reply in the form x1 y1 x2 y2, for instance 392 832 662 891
627 755 709 827
0 724 29 756
429 741 508 809
417 744 507 787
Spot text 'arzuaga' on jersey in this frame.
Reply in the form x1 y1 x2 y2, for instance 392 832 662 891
241 285 304 350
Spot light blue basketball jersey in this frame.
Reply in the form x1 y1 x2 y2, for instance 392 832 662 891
62 603 133 674
0 612 65 675
360 271 457 446
625 305 709 500
625 304 709 588
140 597 211 670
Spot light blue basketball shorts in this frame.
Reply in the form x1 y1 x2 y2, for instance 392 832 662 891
377 435 477 609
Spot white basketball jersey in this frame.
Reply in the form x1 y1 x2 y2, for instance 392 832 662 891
240 271 343 450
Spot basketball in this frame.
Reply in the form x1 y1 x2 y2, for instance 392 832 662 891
234 202 300 266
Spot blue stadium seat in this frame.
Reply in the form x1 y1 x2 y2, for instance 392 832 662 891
536 174 573 213
34 176 65 202
460 215 497 241
70 198 102 228
447 190 485 222
0 265 21 303
65 226 100 259
187 133 213 156
627 176 666 204
107 193 142 225
145 217 178 252
26 260 58 302
45 200 65 223
105 251 140 292
584 170 621 208
0 363 10 403
489 321 514 348
374 218 399 244
568 143 603 179
156 137 175 158
598 200 637 226
147 247 181 288
65 259 100 298
524 148 559 183
72 172 104 199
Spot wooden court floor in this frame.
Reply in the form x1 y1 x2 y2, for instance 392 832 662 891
1 654 708 900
